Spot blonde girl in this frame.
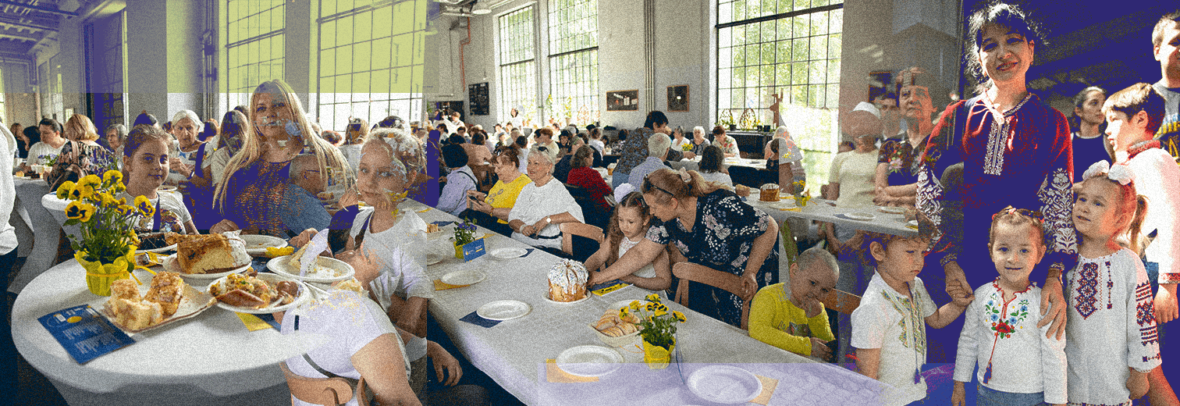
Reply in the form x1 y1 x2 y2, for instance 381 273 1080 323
211 79 353 236
1064 161 1160 405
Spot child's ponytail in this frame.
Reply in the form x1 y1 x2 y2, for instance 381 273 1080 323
1124 194 1149 256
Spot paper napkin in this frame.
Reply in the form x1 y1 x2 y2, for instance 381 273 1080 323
459 311 501 328
751 374 780 405
545 359 598 383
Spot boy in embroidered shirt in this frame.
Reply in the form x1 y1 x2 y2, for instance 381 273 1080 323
1103 82 1180 405
749 246 838 360
952 207 1066 406
852 227 971 405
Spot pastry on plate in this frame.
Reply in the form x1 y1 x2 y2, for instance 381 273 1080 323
759 184 780 202
175 233 251 274
547 259 588 302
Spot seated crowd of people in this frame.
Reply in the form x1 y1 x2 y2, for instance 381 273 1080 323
3 4 1179 405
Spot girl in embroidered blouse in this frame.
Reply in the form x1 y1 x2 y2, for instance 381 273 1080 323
211 80 352 237
952 207 1066 406
916 4 1074 357
585 186 672 295
1064 162 1160 405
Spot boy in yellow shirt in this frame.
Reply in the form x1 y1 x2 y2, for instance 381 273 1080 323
750 246 838 360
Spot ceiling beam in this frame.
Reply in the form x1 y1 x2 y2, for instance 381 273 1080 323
0 17 58 32
0 0 80 17
0 39 32 55
0 26 41 41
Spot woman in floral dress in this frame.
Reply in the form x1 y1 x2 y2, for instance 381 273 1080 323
589 167 779 327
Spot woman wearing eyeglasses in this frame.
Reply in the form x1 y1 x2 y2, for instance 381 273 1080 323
506 144 584 252
465 146 531 236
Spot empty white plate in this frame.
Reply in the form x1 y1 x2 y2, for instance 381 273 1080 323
843 212 876 221
687 365 763 404
240 234 287 256
491 247 527 259
477 300 531 321
877 206 906 214
441 270 487 286
555 345 623 377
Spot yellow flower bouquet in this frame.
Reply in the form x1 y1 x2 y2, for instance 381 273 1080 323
619 294 687 369
55 171 149 296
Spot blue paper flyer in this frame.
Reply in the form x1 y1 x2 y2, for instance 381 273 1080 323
462 238 486 262
38 304 136 364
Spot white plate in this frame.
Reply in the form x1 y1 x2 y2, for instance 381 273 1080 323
241 235 288 256
266 255 356 283
878 206 906 214
441 270 487 286
907 220 919 228
207 273 309 314
555 345 624 378
476 300 531 321
162 256 252 280
543 293 591 305
843 212 876 221
491 247 527 259
687 365 763 404
426 253 447 265
136 244 177 254
94 278 217 335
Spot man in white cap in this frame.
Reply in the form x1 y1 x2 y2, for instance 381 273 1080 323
824 101 882 244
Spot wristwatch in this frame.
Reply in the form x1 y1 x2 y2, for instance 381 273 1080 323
545 216 552 226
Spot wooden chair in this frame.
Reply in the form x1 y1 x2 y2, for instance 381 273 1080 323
821 289 862 315
560 222 604 256
672 262 754 330
279 362 368 406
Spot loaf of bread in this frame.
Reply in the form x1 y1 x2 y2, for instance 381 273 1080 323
547 259 588 302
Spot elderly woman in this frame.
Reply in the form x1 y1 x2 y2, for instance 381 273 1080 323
874 68 937 207
566 145 612 228
105 124 127 159
670 127 690 151
712 126 740 158
507 144 585 252
626 132 672 188
681 126 712 160
211 79 352 237
589 168 779 327
466 146 531 236
167 110 208 189
697 145 733 187
917 2 1073 357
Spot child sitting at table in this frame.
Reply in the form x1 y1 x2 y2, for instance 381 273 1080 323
291 129 434 339
118 125 197 234
951 207 1066 406
584 185 671 295
852 223 970 405
749 246 838 361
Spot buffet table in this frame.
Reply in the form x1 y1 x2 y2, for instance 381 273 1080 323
11 262 329 406
403 201 886 405
746 196 917 238
10 177 58 294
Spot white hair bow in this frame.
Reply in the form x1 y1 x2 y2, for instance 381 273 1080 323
1082 160 1134 185
677 167 691 183
614 183 635 204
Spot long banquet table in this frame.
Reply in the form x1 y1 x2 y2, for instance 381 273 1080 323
745 194 917 238
403 200 888 405
12 260 329 405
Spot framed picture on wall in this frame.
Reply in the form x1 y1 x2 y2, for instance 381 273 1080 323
606 90 639 111
667 85 689 111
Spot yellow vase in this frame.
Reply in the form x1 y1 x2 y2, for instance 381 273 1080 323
642 338 676 370
76 250 135 296
453 242 464 259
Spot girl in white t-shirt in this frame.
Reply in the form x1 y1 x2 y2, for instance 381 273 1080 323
585 185 671 295
343 130 433 338
119 125 196 234
952 207 1066 406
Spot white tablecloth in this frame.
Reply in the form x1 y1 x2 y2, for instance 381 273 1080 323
12 262 329 405
746 196 916 238
669 157 768 172
10 177 57 294
406 201 886 405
